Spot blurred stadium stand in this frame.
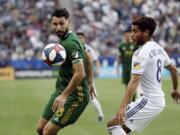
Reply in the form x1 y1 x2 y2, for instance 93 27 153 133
73 0 180 56
0 0 179 78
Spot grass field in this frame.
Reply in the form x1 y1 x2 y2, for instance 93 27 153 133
0 78 179 135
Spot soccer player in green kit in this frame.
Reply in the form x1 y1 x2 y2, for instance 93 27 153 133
36 8 95 135
117 31 138 101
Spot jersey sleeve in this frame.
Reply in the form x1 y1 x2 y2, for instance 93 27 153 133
86 45 98 61
163 50 171 66
131 48 149 75
68 41 84 64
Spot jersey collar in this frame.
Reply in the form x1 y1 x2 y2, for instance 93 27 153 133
61 31 72 40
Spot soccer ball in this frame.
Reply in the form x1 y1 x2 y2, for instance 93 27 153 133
42 43 66 66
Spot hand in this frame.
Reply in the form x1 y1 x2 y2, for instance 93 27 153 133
116 107 126 125
171 90 180 103
52 94 67 112
89 83 96 99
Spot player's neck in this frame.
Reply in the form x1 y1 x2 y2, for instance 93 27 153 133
61 31 71 40
142 37 152 46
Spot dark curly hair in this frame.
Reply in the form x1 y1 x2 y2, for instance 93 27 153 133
132 16 156 36
51 8 69 19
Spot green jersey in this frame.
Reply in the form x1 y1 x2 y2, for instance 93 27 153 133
118 41 136 70
55 32 89 102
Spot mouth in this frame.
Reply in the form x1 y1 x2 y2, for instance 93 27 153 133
56 31 64 36
131 38 135 42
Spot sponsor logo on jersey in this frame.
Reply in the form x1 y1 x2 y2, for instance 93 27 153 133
56 106 64 118
75 52 79 58
53 117 59 122
133 62 141 70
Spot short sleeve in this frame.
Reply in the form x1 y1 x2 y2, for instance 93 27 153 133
68 41 84 64
85 45 98 61
163 50 171 66
131 49 149 75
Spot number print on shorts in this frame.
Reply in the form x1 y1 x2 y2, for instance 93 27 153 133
156 59 162 83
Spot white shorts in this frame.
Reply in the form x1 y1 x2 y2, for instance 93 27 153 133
125 96 165 132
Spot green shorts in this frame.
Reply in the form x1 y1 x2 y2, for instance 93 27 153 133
42 92 89 128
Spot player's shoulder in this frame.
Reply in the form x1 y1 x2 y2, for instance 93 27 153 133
85 44 92 50
67 32 80 43
65 32 82 48
85 44 94 52
134 41 159 57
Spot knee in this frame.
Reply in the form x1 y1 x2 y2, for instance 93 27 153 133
107 120 114 128
36 118 48 135
36 125 44 135
36 121 46 135
107 117 120 128
43 125 53 135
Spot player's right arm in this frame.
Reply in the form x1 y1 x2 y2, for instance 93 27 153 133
165 63 180 103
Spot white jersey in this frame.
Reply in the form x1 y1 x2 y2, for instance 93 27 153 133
85 44 98 62
131 41 171 99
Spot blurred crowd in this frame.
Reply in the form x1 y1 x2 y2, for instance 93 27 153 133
0 0 179 67
73 0 180 56
0 0 60 67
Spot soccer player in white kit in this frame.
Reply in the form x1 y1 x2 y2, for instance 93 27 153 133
107 16 180 135
77 32 104 121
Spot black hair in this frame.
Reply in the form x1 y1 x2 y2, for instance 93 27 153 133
132 16 156 36
51 8 69 19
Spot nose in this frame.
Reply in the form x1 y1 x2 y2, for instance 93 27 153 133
131 33 134 39
57 24 62 30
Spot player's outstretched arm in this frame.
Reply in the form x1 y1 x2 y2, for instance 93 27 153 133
52 62 86 112
165 63 180 103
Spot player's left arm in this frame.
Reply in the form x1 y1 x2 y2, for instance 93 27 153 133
62 62 86 97
116 74 140 124
165 63 180 103
52 42 87 112
116 48 147 124
52 61 86 112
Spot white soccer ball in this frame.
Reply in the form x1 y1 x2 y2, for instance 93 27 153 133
42 43 66 66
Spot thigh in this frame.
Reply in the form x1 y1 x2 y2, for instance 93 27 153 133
51 97 88 128
43 121 60 135
37 117 49 128
125 97 164 132
42 92 59 120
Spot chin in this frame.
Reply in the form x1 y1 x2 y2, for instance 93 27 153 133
57 34 63 38
132 40 137 45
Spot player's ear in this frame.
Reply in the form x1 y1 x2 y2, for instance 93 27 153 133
67 18 71 24
144 30 150 37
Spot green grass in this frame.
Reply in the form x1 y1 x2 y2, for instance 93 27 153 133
0 78 179 135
